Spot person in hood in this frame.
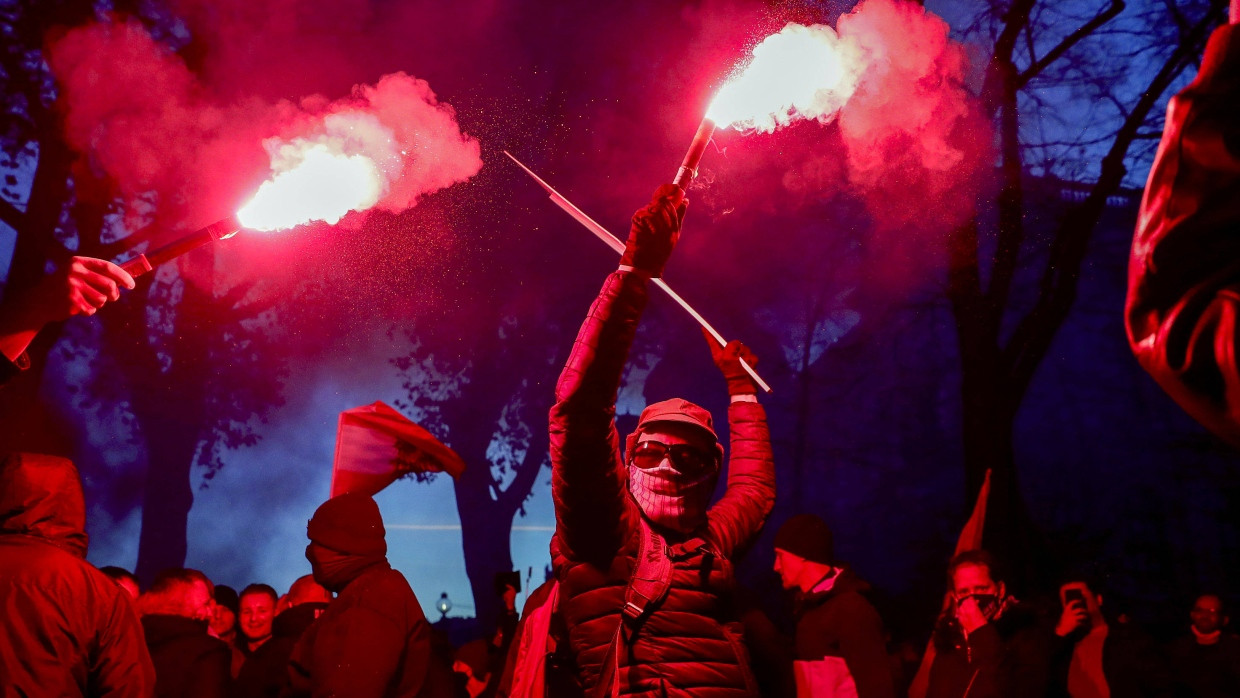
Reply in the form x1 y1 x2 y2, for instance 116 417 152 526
137 567 232 698
284 492 453 698
0 452 156 696
549 184 776 695
773 514 895 698
926 550 1051 698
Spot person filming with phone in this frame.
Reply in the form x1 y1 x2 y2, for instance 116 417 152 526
1049 578 1171 697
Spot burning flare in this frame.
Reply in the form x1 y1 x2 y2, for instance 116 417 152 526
237 112 397 232
709 22 863 132
707 23 864 133
673 22 867 188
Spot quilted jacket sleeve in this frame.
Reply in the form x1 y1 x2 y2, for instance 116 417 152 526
706 399 775 558
549 271 647 563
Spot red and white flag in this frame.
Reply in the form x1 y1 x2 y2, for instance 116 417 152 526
330 401 466 498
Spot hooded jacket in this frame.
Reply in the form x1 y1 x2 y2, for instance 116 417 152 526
0 452 156 697
1126 23 1240 444
285 495 453 698
791 568 895 698
549 270 776 697
284 562 452 698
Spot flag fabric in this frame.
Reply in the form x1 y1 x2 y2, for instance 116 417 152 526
908 469 992 698
330 401 466 498
954 469 992 555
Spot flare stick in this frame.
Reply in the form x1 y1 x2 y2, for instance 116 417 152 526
504 151 771 394
119 215 243 279
672 118 717 191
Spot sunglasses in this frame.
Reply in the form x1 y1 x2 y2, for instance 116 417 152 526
630 440 715 476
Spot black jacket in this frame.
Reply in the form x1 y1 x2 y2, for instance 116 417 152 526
285 563 453 698
142 614 232 698
1048 621 1172 698
235 602 327 698
926 599 1051 698
0 452 156 697
1169 633 1240 698
792 568 895 698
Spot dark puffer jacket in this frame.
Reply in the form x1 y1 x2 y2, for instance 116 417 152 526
549 271 776 697
0 452 156 697
1126 23 1240 445
142 614 232 698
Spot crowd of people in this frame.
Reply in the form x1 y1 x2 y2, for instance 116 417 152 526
2 444 1238 697
2 1 1238 696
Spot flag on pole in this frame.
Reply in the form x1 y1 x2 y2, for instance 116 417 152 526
908 469 992 698
953 469 992 555
330 401 466 498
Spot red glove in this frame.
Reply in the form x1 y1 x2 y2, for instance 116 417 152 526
703 328 759 396
619 184 688 277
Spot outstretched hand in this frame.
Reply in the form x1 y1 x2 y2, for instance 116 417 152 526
619 184 688 278
34 256 136 321
702 327 759 396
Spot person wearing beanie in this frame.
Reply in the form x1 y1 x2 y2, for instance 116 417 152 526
773 514 895 698
285 492 453 698
210 584 239 645
548 185 776 695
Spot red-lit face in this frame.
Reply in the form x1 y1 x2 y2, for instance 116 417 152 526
186 580 213 623
239 592 275 641
952 563 1002 600
1191 595 1226 635
210 604 236 637
773 548 828 592
773 548 806 590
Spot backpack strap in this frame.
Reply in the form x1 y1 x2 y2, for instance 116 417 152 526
594 518 673 698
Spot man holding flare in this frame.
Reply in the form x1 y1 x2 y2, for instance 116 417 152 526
549 182 775 696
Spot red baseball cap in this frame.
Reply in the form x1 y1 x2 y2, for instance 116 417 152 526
635 398 717 442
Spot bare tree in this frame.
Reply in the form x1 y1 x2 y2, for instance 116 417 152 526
942 0 1226 574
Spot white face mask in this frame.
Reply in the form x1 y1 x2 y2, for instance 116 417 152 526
628 461 718 533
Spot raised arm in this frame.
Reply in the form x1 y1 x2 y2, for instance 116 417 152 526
704 336 775 557
1125 16 1240 445
0 256 134 382
550 185 686 562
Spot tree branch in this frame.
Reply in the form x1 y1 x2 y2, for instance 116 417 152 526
1017 0 1126 90
1003 3 1221 399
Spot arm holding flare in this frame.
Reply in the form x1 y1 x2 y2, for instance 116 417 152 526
549 186 684 564
702 332 775 558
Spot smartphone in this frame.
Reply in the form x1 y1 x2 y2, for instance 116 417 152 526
1063 588 1086 607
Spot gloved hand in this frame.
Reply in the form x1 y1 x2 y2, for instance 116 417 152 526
703 328 759 396
619 184 687 277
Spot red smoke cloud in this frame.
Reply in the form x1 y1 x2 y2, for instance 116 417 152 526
47 17 481 234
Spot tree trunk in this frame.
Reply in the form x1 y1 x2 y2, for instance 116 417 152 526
454 464 518 631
